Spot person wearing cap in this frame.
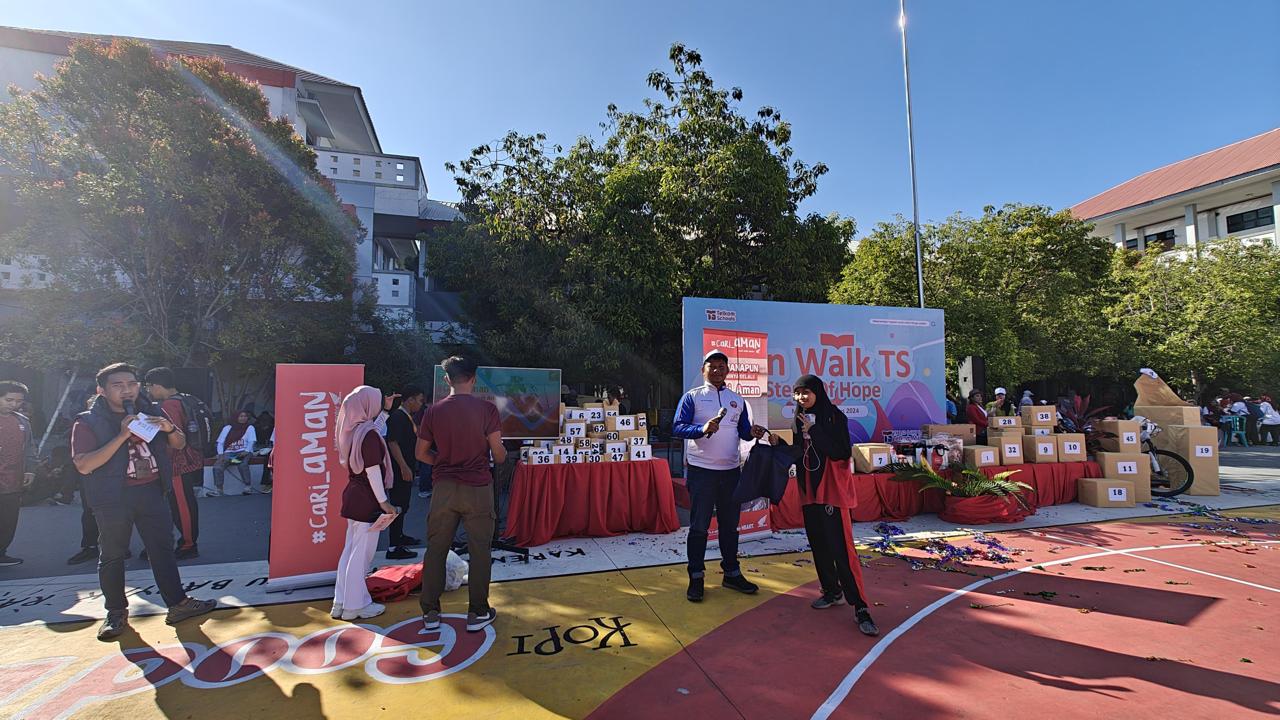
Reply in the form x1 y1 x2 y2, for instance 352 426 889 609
673 349 769 602
985 388 1016 417
1019 390 1034 407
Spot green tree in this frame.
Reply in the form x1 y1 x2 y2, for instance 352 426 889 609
0 39 363 398
1109 237 1280 395
428 43 853 401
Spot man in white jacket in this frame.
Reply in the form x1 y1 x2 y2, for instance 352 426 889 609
673 349 769 602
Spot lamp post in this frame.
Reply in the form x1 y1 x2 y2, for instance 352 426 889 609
899 0 925 309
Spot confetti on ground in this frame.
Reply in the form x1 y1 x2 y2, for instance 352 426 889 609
1082 566 1110 571
1241 658 1254 664
1025 591 1058 601
970 602 1013 610
1078 608 1094 614
1123 569 1146 573
1165 581 1192 585
1144 656 1167 662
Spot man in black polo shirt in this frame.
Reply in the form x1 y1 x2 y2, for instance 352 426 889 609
384 384 426 559
71 363 216 640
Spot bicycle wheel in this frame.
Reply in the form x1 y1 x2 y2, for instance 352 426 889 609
1148 447 1194 497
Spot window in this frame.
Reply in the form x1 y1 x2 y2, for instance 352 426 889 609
1 272 9 280
1226 206 1274 233
330 167 337 175
330 155 337 162
352 157 361 165
375 171 382 179
1143 229 1176 251
392 278 400 285
352 169 361 177
1124 238 1139 250
37 272 46 281
391 290 400 298
395 174 404 182
395 162 404 170
375 160 382 167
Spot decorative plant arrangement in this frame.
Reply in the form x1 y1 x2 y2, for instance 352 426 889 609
885 461 1034 524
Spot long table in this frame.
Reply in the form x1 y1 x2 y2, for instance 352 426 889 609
504 459 681 547
769 460 1103 529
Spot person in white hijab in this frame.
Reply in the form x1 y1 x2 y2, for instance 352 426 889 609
332 385 396 620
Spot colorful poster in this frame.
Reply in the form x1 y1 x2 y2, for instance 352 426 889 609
702 328 768 398
268 364 365 589
683 298 946 442
432 366 562 439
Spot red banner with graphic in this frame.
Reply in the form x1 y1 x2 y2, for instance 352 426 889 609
703 328 768 398
269 364 365 588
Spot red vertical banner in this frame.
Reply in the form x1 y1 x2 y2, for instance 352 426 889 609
268 364 364 589
702 329 768 397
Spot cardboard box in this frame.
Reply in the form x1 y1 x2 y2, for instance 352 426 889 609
527 449 554 466
770 428 795 445
574 437 593 449
1056 433 1086 462
604 431 621 441
607 414 638 432
922 423 977 445
608 450 627 463
1023 426 1053 437
986 425 1022 440
564 451 585 465
991 415 1022 428
563 421 586 440
629 444 653 461
853 443 894 473
586 408 605 422
1098 420 1141 453
1152 424 1220 496
551 444 573 464
963 445 1000 468
1096 451 1151 502
589 422 607 434
1077 478 1136 508
619 430 648 447
566 409 590 422
1020 406 1056 427
584 452 605 464
1133 405 1202 428
1022 435 1058 463
636 414 648 430
605 441 627 455
996 437 1025 465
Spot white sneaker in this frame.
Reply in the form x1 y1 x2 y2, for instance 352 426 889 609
242 487 260 495
341 602 385 621
203 488 222 497
330 603 343 619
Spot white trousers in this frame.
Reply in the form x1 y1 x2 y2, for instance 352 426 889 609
334 519 377 610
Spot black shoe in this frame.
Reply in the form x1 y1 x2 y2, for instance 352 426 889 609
687 576 705 602
722 573 759 595
67 546 99 565
139 549 148 561
123 549 132 560
396 535 422 547
166 597 217 625
385 546 417 560
855 608 880 637
811 592 845 609
175 546 199 560
0 555 23 567
98 610 128 641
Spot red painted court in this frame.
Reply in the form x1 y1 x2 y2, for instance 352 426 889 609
591 512 1280 719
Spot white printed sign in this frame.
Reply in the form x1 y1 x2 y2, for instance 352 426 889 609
605 410 619 418
606 432 620 441
872 453 889 468
1117 461 1138 475
1032 427 1051 437
1194 445 1214 458
530 451 553 465
616 416 637 431
629 435 647 446
1063 441 1081 454
629 445 652 460
609 452 627 462
1122 432 1138 444
980 450 996 464
1038 442 1054 456
587 408 605 421
1035 411 1053 423
1108 487 1129 502
585 453 603 463
1004 443 1021 457
565 422 585 438
996 417 1019 427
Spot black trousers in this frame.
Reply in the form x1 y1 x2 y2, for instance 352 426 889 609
802 502 866 609
686 465 742 578
167 469 202 550
387 478 415 545
0 491 21 556
79 478 98 548
94 482 186 611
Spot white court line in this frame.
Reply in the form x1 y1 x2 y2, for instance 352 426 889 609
1042 533 1280 593
810 539 1280 720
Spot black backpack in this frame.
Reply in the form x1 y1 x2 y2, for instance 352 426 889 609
174 393 216 458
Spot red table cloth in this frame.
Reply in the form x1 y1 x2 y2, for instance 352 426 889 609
504 459 681 547
769 460 1101 529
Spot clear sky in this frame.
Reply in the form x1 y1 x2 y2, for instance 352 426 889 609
5 0 1278 233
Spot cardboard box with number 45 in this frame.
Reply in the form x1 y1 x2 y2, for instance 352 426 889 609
1098 420 1141 453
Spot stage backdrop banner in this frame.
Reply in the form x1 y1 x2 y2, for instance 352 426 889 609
268 364 365 590
432 366 562 439
683 298 946 442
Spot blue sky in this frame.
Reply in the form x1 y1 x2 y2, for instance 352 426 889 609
5 0 1279 233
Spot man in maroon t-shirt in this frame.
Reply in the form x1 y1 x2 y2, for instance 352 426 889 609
416 356 506 633
143 367 205 559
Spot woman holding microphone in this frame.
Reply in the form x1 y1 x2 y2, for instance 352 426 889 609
769 374 878 636
332 386 397 621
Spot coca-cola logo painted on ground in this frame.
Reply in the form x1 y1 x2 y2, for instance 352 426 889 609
11 615 494 719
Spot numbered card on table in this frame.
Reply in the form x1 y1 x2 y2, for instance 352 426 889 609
628 444 652 461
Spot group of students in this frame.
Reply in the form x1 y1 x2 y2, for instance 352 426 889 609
1205 392 1280 445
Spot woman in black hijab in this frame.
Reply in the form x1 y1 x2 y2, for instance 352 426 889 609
771 374 877 636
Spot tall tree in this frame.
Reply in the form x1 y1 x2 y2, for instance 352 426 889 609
0 39 364 398
428 44 853 399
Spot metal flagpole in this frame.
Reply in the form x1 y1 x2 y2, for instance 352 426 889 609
899 0 925 309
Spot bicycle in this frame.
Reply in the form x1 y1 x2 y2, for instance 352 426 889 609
1134 417 1195 497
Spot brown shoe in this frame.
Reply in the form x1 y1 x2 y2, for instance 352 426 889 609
166 597 217 625
97 610 129 641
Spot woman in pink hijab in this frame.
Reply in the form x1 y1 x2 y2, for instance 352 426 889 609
332 385 396 620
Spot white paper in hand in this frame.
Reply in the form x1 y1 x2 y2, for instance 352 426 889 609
129 414 161 442
368 513 398 533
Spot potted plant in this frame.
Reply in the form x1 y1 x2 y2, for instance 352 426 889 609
886 462 1034 524
1056 394 1114 455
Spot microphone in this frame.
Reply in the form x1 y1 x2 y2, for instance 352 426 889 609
124 400 136 416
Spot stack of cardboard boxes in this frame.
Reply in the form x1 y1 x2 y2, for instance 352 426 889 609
521 403 653 465
1139 404 1220 496
1075 406 1221 508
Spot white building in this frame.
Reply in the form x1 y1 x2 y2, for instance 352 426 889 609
0 25 462 327
1072 127 1279 252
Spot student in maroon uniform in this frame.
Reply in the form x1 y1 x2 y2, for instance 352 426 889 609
416 356 505 633
0 380 37 567
331 385 397 621
142 368 204 559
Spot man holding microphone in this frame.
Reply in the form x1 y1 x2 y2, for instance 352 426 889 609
673 349 769 602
